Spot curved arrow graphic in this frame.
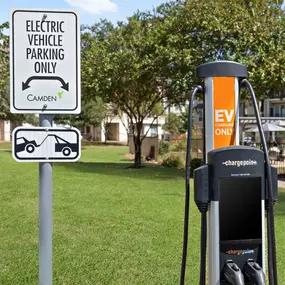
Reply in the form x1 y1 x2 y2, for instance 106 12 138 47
22 76 69 91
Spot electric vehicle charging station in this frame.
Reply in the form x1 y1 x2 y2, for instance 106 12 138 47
180 61 279 285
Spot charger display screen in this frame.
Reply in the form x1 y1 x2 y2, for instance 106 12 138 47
219 177 262 241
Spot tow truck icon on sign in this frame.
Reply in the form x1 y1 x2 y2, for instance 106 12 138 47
15 135 78 156
12 127 81 162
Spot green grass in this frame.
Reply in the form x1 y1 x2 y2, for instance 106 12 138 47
0 145 284 284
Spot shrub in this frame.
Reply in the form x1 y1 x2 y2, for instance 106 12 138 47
171 141 185 152
158 140 170 156
162 154 184 168
171 135 187 152
190 158 203 177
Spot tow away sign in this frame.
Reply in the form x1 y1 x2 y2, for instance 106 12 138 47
10 9 80 114
12 127 81 162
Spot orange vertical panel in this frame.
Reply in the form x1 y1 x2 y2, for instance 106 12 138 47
213 77 236 148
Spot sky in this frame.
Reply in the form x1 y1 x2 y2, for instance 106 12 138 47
0 0 169 26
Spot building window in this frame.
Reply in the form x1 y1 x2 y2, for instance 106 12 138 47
274 105 280 117
198 110 203 122
281 106 285 117
150 126 158 137
86 126 91 133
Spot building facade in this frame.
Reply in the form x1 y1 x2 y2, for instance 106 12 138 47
0 120 12 141
193 96 285 144
1 103 186 143
80 103 185 143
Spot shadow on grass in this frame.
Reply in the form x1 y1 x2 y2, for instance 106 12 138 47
57 161 184 181
120 158 134 162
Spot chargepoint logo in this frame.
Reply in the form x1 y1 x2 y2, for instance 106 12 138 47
226 249 254 255
222 159 257 167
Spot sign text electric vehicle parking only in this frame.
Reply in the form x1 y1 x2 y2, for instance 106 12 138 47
10 9 80 114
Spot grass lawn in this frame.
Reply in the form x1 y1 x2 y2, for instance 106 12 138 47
0 145 284 284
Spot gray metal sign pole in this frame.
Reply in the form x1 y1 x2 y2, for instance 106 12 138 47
39 114 53 285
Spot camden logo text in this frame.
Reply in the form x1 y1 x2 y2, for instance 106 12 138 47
222 159 257 167
226 249 254 255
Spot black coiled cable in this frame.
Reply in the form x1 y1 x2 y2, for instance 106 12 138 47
241 79 278 285
199 211 207 285
180 85 203 285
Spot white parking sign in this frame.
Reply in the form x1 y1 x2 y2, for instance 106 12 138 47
12 127 81 162
10 9 80 114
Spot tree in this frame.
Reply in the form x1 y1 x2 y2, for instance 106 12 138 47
162 113 183 134
82 0 285 167
157 0 285 99
0 22 10 119
23 114 39 126
82 16 179 167
0 22 39 125
54 24 110 129
53 97 106 128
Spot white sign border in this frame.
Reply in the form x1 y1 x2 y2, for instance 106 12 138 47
12 126 82 162
10 8 81 114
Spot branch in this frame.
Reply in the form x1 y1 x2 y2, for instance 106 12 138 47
142 95 164 121
118 111 130 133
141 102 170 141
113 90 138 122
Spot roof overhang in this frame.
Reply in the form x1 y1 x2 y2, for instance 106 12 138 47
240 117 285 124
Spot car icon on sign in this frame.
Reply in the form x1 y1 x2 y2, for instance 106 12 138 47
15 137 39 153
53 135 78 156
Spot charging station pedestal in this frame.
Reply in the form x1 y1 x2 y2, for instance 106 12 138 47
179 60 279 285
194 146 278 284
195 61 249 284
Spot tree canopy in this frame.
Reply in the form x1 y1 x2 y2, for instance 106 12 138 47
81 0 285 166
0 21 39 125
162 112 183 135
0 22 10 119
53 97 107 128
158 0 285 98
2 0 285 163
81 15 180 166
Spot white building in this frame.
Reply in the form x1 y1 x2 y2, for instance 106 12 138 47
0 120 40 142
193 96 285 144
0 103 186 143
81 103 185 143
0 121 12 141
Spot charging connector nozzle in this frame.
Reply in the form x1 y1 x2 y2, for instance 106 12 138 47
223 261 245 285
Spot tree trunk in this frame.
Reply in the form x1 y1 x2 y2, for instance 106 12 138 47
104 124 108 144
133 121 143 168
133 134 142 167
126 131 129 146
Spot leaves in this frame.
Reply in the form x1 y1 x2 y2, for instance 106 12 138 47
53 97 107 128
0 21 38 123
162 113 183 134
0 22 10 119
80 1 285 165
162 0 285 98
